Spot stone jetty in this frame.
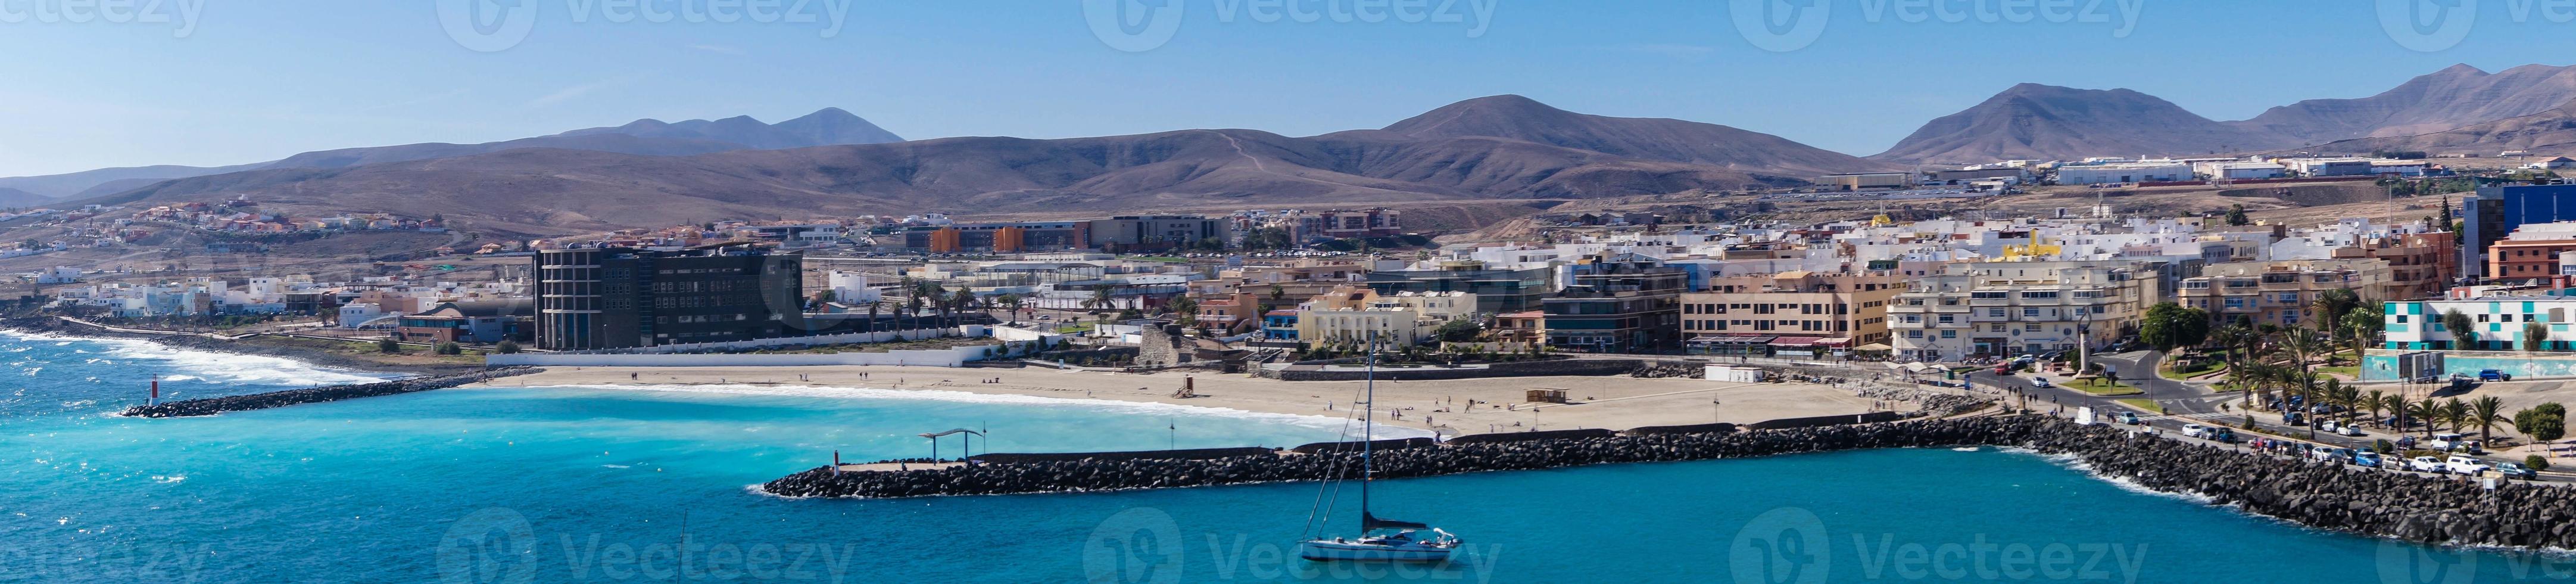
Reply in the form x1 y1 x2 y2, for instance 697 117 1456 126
119 368 536 418
765 416 2576 549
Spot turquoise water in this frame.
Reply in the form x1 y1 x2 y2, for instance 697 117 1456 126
2 331 2569 583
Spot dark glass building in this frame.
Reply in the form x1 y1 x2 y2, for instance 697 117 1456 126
535 244 804 350
1364 263 1555 313
1542 256 1688 353
2462 184 2576 284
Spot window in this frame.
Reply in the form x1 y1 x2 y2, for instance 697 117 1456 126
2022 308 2041 317
1941 330 1956 338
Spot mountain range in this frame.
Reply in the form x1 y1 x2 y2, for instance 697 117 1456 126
0 108 902 200
21 63 2576 234
1876 63 2576 163
83 101 1814 237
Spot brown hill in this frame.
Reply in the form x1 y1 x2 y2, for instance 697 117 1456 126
2310 100 2576 157
2236 64 2576 144
1872 83 2284 164
1383 95 1895 176
84 129 1793 237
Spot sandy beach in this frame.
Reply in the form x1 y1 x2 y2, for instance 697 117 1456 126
469 365 1898 436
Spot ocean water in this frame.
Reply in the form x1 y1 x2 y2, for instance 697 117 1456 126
2 331 2571 583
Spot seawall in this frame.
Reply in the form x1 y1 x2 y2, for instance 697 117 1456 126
763 416 2576 549
119 368 537 418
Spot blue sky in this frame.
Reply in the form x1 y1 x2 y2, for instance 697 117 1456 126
2 1 2573 177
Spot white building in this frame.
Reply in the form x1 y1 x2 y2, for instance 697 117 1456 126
2055 163 2193 185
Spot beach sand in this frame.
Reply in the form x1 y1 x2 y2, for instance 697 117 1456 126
469 365 1892 435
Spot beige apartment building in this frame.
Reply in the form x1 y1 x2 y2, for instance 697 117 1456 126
1293 285 1478 347
1886 261 2159 362
2175 259 2389 329
1679 271 1906 354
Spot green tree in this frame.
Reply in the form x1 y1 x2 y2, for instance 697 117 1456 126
376 338 401 353
2529 321 2553 353
2442 309 2477 350
2516 403 2568 443
1170 295 1200 328
2310 288 2361 333
434 341 462 356
2138 302 2211 353
2443 397 2471 434
1434 319 1484 343
2224 204 2251 226
495 340 522 354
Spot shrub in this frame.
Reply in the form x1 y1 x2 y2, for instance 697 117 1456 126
376 338 401 353
2528 455 2553 472
495 340 521 354
2373 439 2396 453
434 342 462 356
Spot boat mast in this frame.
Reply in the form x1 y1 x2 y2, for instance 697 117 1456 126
1361 334 1375 524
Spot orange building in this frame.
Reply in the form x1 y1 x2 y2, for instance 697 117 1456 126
928 228 963 253
992 226 1027 253
2488 223 2576 281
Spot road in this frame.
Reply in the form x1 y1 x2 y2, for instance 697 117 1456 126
1964 350 2571 483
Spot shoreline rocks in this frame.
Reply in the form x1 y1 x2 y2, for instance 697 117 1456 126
762 416 2576 549
119 368 536 418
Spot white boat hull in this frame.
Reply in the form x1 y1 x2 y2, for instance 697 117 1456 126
1297 539 1455 563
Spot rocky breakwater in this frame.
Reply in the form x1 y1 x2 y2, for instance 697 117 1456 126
761 417 2057 499
120 368 536 418
766 416 2576 549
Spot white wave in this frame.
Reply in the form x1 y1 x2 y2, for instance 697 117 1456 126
526 383 1433 439
2013 449 2218 504
601 464 631 469
152 475 185 484
1950 446 1981 452
0 330 394 386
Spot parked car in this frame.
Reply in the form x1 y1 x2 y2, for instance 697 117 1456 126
2445 455 2494 476
2408 456 2446 473
2353 449 2382 468
2031 376 2053 389
2495 462 2542 480
2313 448 2353 464
2337 424 2365 437
2480 369 2513 381
2182 424 2212 439
2430 433 2472 452
2116 412 2141 425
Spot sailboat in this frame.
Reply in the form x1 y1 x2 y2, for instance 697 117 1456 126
1297 336 1461 563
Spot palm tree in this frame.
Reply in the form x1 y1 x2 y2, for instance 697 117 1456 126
865 300 882 333
2442 397 2471 434
2362 389 2389 428
1083 286 1114 315
2413 397 2443 439
2340 305 2382 358
2326 380 2358 427
950 289 977 327
2392 399 2419 439
2470 396 2509 445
